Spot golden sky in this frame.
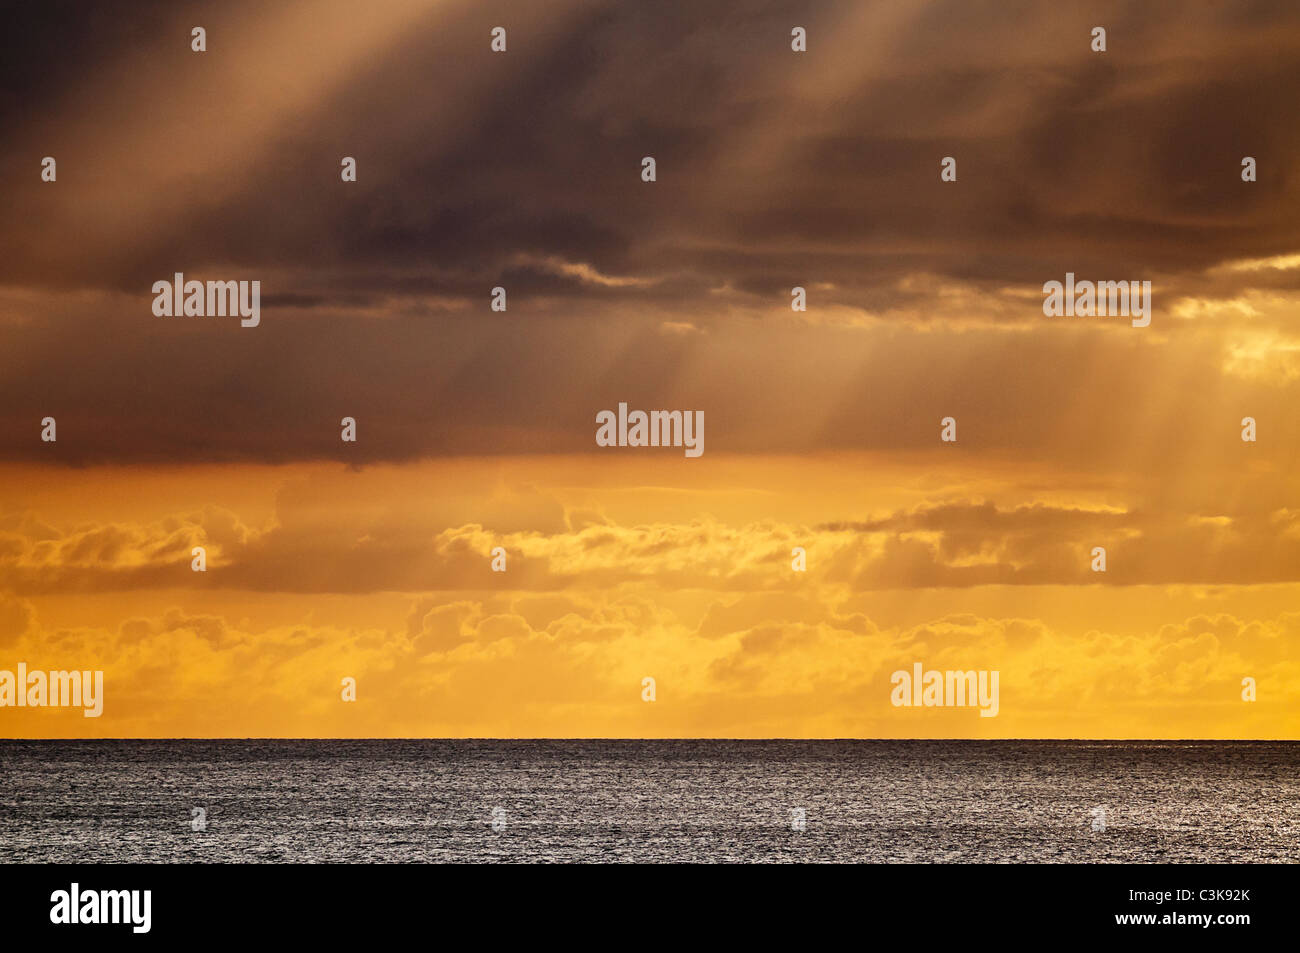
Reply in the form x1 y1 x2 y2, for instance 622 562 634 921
1 0 1298 737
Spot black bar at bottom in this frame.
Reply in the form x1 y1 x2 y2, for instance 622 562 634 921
0 862 1285 942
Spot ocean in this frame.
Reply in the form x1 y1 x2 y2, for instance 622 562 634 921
1 740 1295 863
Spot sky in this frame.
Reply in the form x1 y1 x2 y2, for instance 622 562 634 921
1 0 1298 737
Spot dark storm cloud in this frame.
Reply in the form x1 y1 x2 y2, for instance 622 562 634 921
6 0 1300 294
2 0 1300 462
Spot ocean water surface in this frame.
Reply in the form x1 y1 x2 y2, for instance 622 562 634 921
1 740 1295 863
